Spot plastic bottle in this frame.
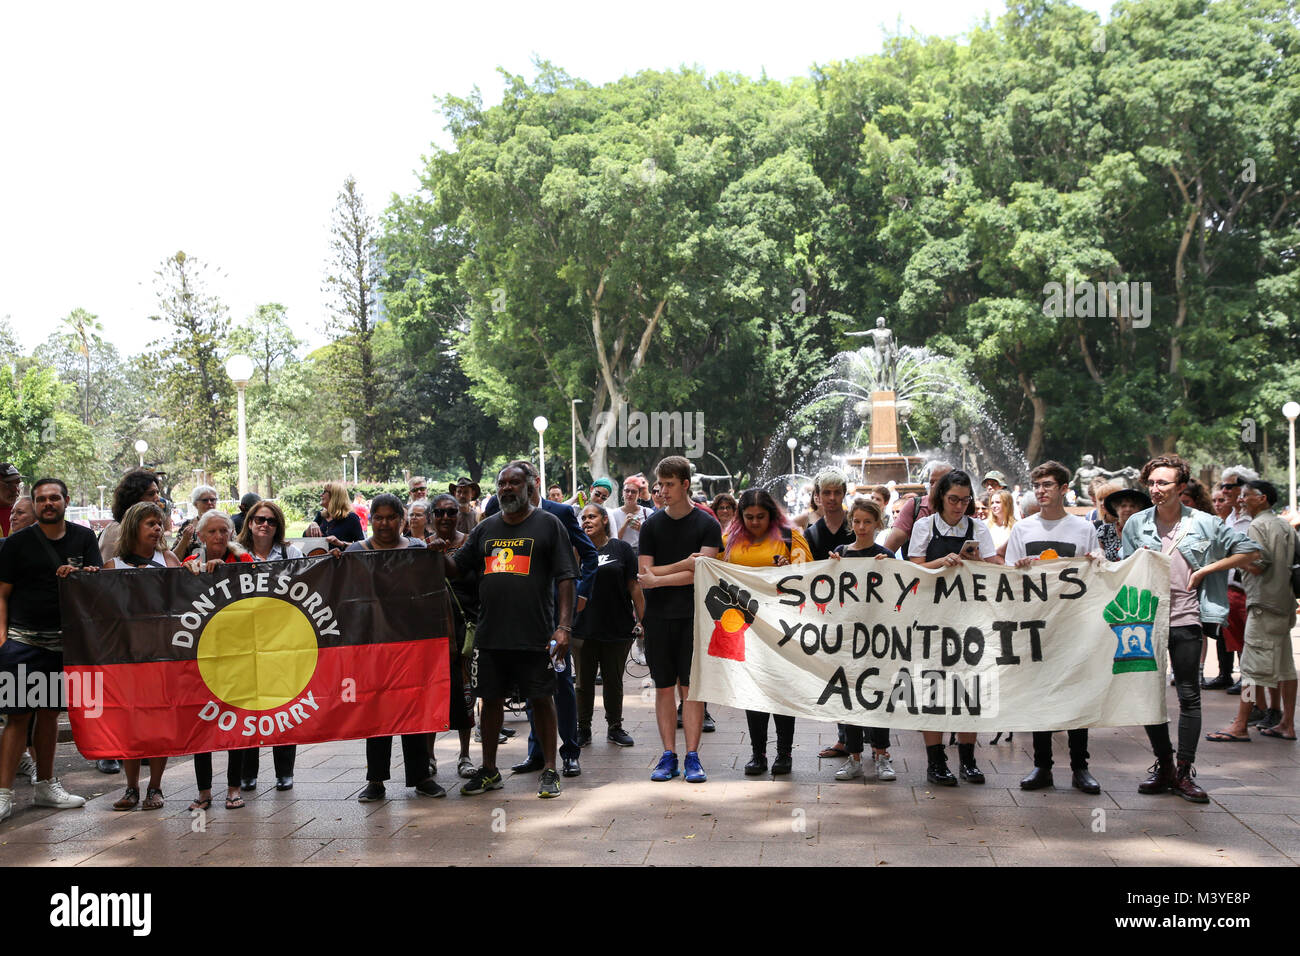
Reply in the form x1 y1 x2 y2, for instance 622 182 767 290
548 639 567 673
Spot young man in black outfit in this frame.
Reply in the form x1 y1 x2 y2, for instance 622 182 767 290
637 456 722 783
803 468 855 561
0 478 101 821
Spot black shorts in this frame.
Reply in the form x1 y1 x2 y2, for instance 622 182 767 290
0 641 65 714
643 617 695 689
470 647 556 701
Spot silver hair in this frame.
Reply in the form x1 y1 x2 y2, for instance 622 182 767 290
1221 465 1260 483
921 460 953 482
191 484 218 505
195 509 234 534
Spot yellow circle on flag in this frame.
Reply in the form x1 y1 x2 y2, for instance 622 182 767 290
197 597 318 711
719 608 746 633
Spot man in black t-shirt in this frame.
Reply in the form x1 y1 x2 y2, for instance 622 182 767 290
637 456 722 784
440 462 577 799
0 478 101 822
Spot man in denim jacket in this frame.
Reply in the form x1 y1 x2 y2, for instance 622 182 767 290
1121 454 1261 802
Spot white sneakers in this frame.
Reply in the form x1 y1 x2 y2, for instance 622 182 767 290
834 756 864 780
0 788 11 822
32 778 86 809
17 753 37 784
873 752 898 782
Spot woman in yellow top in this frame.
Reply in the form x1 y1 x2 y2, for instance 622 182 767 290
721 489 811 776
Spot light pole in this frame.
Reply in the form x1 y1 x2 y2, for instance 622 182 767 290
349 450 361 484
958 433 970 472
787 437 797 476
96 485 106 515
570 399 583 497
225 354 254 496
1284 401 1300 514
134 439 148 468
342 455 348 483
533 415 549 493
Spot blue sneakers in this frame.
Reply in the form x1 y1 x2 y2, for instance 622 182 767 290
684 751 707 783
650 751 679 781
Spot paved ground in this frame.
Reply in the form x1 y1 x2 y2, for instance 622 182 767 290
2 639 1298 867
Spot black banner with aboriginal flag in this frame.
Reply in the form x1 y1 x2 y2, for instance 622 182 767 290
59 550 451 759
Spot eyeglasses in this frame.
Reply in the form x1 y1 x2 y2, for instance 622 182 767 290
250 515 278 527
1219 482 1242 489
198 497 217 504
432 508 458 517
1149 479 1179 489
411 487 427 494
1030 481 1058 491
945 495 973 506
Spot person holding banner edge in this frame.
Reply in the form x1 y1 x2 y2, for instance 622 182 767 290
1005 461 1102 795
1120 454 1261 802
0 477 100 823
347 494 445 802
720 489 811 776
907 469 1002 786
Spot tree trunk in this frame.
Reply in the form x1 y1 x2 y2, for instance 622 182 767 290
1016 369 1046 465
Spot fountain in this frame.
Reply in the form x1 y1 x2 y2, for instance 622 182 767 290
757 317 1029 496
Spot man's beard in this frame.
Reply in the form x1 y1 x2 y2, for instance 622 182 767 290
500 493 527 515
37 509 63 525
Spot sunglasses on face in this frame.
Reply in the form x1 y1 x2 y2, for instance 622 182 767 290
431 508 458 517
198 497 217 504
250 515 278 527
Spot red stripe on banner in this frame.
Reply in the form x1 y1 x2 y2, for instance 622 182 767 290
65 639 449 759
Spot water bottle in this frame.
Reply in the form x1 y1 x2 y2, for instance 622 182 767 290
548 639 567 673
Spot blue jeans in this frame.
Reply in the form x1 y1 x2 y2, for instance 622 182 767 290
526 651 580 762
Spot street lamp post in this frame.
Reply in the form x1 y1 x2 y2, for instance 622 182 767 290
225 355 254 496
570 399 583 497
786 437 797 476
349 450 361 485
1284 402 1300 514
97 484 106 515
134 439 148 468
533 415 549 493
342 455 348 483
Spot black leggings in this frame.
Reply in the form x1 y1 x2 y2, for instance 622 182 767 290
746 711 794 755
193 751 243 791
237 745 296 780
1146 624 1203 763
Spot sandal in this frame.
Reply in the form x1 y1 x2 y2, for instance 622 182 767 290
1259 727 1297 740
818 743 848 758
1204 730 1251 742
188 795 212 811
225 794 245 810
112 787 140 811
142 788 165 810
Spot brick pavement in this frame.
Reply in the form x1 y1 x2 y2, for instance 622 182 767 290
2 639 1298 867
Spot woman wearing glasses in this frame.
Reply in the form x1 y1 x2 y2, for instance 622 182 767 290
232 500 304 791
907 469 1002 786
426 494 478 779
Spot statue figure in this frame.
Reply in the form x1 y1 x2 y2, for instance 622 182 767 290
847 316 898 391
1072 454 1140 504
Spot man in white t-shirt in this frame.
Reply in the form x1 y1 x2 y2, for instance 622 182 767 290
1006 460 1101 796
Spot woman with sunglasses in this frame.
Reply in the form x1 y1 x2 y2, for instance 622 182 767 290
907 469 1002 786
426 493 478 779
231 500 303 791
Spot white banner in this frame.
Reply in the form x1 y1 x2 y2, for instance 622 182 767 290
690 550 1170 731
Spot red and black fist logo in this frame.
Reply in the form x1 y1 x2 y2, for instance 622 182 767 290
705 578 757 662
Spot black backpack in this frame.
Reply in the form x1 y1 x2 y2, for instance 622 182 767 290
1290 526 1300 598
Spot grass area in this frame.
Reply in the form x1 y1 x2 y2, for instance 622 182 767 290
286 521 310 538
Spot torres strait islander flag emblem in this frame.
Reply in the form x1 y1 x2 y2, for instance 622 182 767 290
59 551 452 759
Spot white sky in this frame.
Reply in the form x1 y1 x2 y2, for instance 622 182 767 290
2 0 1113 357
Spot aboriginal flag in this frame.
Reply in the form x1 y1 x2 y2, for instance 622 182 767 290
60 550 451 759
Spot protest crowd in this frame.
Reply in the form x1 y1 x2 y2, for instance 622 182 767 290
0 448 1297 824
